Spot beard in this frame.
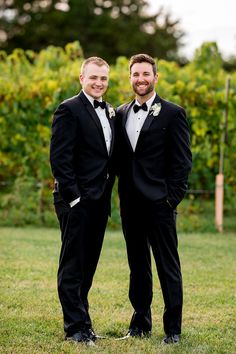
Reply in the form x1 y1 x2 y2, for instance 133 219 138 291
132 82 155 97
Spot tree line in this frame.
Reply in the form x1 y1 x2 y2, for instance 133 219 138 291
0 0 186 63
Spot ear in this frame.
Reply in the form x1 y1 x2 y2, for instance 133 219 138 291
155 73 158 84
79 73 83 85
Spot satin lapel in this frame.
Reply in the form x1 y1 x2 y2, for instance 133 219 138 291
78 91 105 141
141 94 161 132
106 104 115 157
122 100 135 152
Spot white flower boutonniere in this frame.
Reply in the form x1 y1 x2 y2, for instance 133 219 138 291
108 106 115 119
150 102 161 117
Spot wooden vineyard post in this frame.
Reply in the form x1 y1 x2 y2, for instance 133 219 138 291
215 77 230 232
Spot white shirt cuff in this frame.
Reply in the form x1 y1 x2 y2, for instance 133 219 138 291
69 197 81 208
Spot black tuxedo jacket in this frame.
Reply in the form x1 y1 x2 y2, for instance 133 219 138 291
50 91 115 204
116 94 192 208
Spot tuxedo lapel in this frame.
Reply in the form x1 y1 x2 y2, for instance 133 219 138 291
122 100 135 152
78 92 104 137
106 104 115 157
78 91 111 155
141 94 161 132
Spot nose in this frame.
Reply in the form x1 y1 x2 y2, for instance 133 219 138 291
136 75 146 82
95 79 103 86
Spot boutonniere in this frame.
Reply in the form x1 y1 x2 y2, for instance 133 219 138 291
150 102 161 117
108 106 115 119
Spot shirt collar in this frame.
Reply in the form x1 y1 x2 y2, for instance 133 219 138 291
83 90 103 106
135 92 156 111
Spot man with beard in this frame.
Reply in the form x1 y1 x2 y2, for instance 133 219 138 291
115 54 192 344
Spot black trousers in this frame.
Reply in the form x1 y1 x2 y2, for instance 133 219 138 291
120 189 183 335
54 193 109 336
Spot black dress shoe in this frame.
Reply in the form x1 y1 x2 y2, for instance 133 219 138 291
116 327 151 340
65 331 95 346
162 334 180 344
127 327 143 337
87 328 107 341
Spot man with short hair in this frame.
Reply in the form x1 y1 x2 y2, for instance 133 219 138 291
115 54 192 344
50 57 115 346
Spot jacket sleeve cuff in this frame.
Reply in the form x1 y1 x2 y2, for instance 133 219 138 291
59 183 81 203
69 197 81 207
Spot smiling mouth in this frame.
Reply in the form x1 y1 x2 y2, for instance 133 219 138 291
136 84 148 89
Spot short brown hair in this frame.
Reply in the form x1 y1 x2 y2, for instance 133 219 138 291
129 54 157 75
81 56 109 74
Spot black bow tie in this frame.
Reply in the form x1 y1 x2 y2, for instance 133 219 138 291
133 102 148 113
94 100 106 109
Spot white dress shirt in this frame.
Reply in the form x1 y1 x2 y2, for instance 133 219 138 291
83 91 112 153
69 90 112 207
126 93 156 151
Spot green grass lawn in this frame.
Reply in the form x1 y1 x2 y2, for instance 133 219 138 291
0 227 235 354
